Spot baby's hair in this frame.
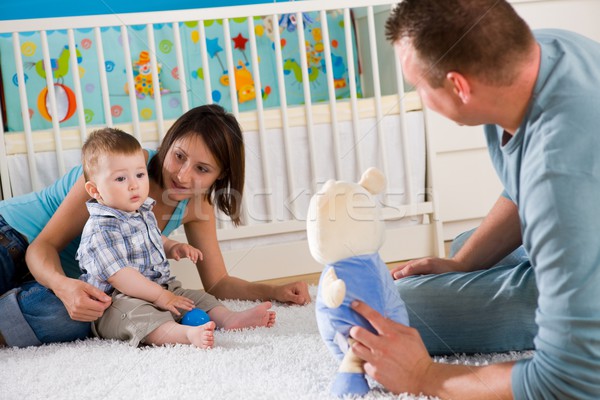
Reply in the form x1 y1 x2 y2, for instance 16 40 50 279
82 127 142 181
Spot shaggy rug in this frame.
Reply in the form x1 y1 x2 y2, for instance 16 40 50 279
0 286 532 400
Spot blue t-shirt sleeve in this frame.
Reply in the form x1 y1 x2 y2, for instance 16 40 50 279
512 168 600 397
511 98 600 398
500 190 512 202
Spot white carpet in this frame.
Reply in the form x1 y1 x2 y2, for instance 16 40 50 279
0 286 532 400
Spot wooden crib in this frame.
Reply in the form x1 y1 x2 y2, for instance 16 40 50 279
0 0 444 287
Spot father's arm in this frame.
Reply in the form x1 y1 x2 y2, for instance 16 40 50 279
451 194 522 271
349 301 514 399
392 194 522 278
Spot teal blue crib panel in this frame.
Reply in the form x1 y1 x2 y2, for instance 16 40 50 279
0 11 362 132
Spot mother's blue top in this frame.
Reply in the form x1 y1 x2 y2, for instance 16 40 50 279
0 149 188 278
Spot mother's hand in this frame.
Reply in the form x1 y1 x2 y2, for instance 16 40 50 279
273 281 311 305
54 277 112 321
390 257 465 280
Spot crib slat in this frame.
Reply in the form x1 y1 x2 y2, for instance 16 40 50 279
343 8 363 177
247 17 265 120
147 24 165 140
40 31 66 177
223 18 248 227
366 6 390 192
319 10 343 181
67 29 87 146
272 13 297 219
392 15 415 209
197 21 213 104
12 33 40 191
222 19 239 117
121 25 142 141
248 16 274 222
172 22 189 113
197 20 227 229
94 27 113 127
0 95 12 199
296 12 317 193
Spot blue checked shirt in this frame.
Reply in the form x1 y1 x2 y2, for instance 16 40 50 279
77 198 172 294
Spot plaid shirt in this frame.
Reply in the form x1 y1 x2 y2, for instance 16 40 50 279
77 198 172 294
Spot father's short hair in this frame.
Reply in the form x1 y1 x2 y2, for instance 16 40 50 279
82 128 142 181
385 0 534 87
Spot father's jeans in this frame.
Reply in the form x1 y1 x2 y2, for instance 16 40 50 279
395 228 537 355
0 215 90 347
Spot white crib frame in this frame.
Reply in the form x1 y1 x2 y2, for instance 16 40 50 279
0 0 444 286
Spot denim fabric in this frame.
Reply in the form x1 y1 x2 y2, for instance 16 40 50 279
17 281 91 344
0 215 91 347
0 281 91 347
0 214 29 295
0 287 42 347
396 228 537 355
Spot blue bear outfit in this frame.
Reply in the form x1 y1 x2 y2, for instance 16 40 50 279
316 252 409 396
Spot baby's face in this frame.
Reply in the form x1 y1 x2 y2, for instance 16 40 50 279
91 150 149 212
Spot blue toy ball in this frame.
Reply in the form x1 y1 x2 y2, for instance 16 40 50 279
181 308 211 326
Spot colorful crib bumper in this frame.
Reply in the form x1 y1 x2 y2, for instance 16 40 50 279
0 11 361 132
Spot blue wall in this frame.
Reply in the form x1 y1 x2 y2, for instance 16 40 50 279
0 0 290 21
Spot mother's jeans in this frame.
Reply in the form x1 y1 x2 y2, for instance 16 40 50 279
0 215 90 347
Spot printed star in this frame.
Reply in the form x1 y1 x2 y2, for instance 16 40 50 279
232 33 249 51
206 37 223 58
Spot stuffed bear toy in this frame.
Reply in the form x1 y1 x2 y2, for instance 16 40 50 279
307 167 410 397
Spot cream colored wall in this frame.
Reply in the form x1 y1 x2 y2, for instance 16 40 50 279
431 0 600 240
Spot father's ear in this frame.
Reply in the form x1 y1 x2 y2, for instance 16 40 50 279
447 71 471 104
84 181 100 200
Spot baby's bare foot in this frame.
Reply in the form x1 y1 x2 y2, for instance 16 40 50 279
187 321 216 349
222 302 276 330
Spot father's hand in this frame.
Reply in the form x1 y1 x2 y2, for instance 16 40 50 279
349 300 432 395
390 257 465 280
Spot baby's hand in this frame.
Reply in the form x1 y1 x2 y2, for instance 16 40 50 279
167 242 203 263
154 290 194 315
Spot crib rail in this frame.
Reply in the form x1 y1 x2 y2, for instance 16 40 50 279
1 1 397 33
0 0 445 276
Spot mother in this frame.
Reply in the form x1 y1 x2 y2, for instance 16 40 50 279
0 104 310 347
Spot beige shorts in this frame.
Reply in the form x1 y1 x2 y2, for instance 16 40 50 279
92 280 222 346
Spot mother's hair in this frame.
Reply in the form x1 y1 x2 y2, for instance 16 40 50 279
148 104 245 225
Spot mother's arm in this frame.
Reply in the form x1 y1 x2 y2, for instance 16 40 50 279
25 175 111 321
183 198 310 305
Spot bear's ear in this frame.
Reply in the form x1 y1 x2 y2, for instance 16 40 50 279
314 179 335 208
359 167 385 195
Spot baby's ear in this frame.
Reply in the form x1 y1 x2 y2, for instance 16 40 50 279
84 181 100 199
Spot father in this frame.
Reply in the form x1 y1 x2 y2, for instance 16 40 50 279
350 0 600 398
